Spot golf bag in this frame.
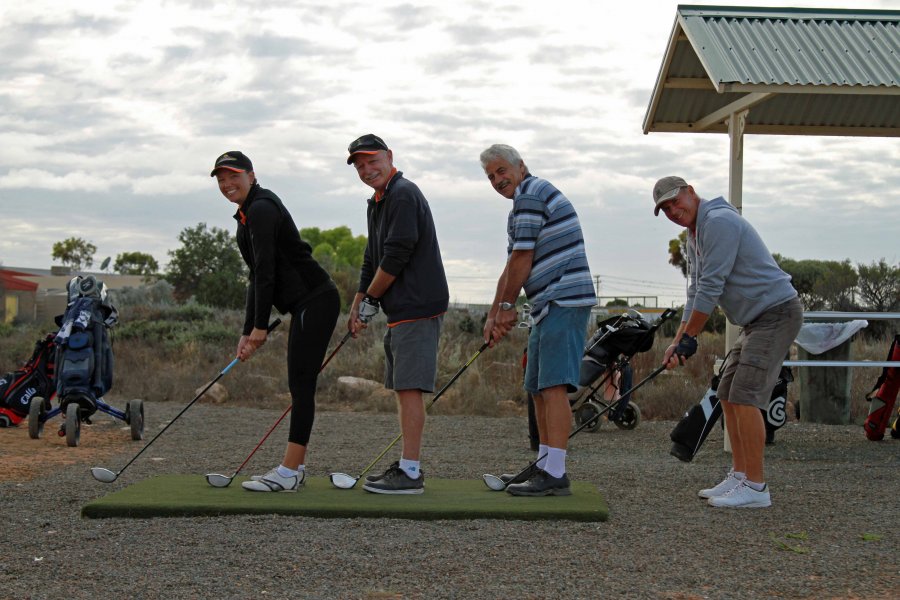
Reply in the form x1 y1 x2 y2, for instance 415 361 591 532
863 334 900 441
670 362 793 462
0 334 56 427
570 310 674 431
54 275 118 418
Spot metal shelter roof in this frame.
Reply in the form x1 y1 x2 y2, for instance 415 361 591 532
643 5 900 136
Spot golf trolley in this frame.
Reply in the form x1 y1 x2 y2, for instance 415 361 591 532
569 307 677 432
28 275 144 447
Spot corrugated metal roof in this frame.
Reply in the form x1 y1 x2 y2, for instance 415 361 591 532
643 5 900 136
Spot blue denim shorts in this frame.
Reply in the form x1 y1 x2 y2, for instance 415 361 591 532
524 304 591 394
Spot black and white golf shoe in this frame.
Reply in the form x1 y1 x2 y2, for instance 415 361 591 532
499 463 541 486
505 469 571 497
363 463 424 495
242 468 302 492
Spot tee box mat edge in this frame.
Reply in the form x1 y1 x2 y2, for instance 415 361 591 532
82 475 608 521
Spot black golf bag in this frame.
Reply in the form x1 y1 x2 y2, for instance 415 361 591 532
0 334 56 427
670 362 793 462
863 334 900 441
570 309 675 431
54 275 118 419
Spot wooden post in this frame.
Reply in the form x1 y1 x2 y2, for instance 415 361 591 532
798 342 853 424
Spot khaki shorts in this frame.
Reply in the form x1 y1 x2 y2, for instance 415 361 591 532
718 297 803 409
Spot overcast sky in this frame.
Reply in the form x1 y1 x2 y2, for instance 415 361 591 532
1 0 897 307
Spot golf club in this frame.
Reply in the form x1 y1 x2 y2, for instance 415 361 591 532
205 330 353 488
330 340 490 489
91 319 282 483
482 362 668 491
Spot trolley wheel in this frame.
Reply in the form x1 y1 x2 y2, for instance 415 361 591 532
613 401 641 430
28 396 46 439
128 399 144 441
575 401 603 432
65 403 81 447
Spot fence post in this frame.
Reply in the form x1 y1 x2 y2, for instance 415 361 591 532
798 341 853 424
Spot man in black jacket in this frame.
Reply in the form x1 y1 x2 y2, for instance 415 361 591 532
346 134 449 495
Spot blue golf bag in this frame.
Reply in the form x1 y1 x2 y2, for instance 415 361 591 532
54 275 118 418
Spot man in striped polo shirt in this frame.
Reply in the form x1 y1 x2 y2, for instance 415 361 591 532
480 144 596 496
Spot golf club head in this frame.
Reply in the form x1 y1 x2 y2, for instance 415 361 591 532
91 467 118 483
205 473 233 488
482 474 506 491
329 472 359 489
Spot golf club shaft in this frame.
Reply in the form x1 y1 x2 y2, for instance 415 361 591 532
109 319 282 478
228 330 353 477
355 341 490 479
506 363 668 483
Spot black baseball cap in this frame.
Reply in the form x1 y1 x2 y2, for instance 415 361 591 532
210 151 253 177
346 134 389 164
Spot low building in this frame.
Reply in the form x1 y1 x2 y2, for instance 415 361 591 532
0 266 146 324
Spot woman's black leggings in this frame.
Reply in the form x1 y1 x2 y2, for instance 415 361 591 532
287 288 340 446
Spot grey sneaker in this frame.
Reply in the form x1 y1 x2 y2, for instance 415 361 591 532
500 463 541 485
365 461 399 483
505 469 572 497
242 468 302 492
362 463 425 495
698 470 742 499
708 481 771 508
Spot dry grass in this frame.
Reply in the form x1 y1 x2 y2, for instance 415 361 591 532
1 308 892 424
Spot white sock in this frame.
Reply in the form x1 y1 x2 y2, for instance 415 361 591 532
536 444 549 469
277 464 300 477
733 470 747 481
544 447 567 478
745 479 766 491
399 458 421 479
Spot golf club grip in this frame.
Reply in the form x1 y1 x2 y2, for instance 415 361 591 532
267 319 282 332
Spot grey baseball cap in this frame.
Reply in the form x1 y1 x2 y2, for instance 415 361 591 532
652 176 687 216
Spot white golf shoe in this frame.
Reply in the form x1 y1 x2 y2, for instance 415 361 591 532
242 468 303 492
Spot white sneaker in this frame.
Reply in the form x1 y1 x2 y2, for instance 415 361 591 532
698 471 743 499
250 469 306 484
707 481 771 508
242 468 302 492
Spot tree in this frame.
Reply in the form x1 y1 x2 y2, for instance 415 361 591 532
857 259 900 312
301 226 368 310
52 237 97 270
165 223 246 308
775 255 859 311
667 230 688 277
114 252 159 276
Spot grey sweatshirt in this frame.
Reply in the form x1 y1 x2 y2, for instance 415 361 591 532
684 197 797 326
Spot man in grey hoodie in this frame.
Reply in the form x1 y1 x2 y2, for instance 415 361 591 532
652 176 803 508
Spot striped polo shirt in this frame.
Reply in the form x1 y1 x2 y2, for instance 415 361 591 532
507 175 596 324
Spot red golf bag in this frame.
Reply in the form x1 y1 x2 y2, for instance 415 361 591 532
0 334 56 427
863 334 900 441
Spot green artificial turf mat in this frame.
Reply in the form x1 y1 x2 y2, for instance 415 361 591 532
82 475 608 521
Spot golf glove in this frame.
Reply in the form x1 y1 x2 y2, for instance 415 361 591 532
358 295 380 323
675 333 698 359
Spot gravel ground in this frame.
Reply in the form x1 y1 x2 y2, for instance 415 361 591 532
1 401 898 599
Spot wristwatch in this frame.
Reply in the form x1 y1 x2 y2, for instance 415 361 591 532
498 302 516 311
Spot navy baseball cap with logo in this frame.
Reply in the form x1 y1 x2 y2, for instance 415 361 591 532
346 134 389 164
210 151 254 177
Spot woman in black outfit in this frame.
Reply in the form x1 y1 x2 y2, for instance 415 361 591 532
210 151 340 492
